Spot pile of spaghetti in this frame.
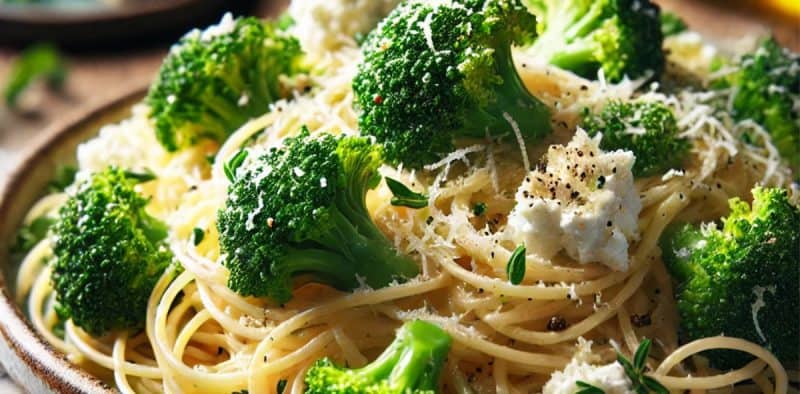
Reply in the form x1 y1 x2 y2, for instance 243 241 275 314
12 0 799 393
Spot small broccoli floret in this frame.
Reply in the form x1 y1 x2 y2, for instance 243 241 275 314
52 168 173 336
523 0 665 82
711 38 800 176
305 320 452 393
661 187 799 369
581 100 690 177
660 11 687 37
217 129 419 302
147 14 304 151
353 0 552 168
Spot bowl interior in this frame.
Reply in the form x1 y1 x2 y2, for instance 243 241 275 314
0 89 145 392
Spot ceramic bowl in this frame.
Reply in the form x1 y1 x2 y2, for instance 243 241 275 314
0 88 145 393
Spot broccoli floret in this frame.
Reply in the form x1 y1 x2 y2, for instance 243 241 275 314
660 11 687 37
146 14 304 151
52 168 173 336
711 38 799 176
217 129 419 302
661 187 799 369
581 100 690 177
305 320 452 393
353 0 552 168
523 0 665 82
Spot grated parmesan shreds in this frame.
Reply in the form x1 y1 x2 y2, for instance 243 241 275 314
636 86 793 188
55 14 798 392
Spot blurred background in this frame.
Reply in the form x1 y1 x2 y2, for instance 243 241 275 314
0 0 797 177
0 0 795 389
0 0 290 182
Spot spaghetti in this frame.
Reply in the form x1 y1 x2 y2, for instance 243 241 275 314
12 10 797 394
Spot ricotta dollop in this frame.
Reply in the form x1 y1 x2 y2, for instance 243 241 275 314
505 129 641 271
288 0 401 52
543 338 634 394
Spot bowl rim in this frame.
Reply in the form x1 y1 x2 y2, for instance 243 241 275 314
0 0 211 23
0 86 147 393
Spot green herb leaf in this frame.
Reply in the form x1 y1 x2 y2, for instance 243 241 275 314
506 244 526 285
123 169 157 183
641 376 669 394
633 339 651 370
576 380 605 394
12 215 56 253
472 202 487 216
660 11 688 37
617 351 637 379
192 228 205 246
276 13 295 30
4 43 66 107
618 338 667 394
276 379 287 394
48 165 77 192
224 149 249 182
385 177 428 209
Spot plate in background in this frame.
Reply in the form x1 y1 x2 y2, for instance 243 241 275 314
0 0 255 48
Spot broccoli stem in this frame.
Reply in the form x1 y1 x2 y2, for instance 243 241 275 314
354 320 451 390
547 41 597 76
284 248 358 289
140 212 169 244
528 13 601 79
199 94 250 131
563 1 605 39
463 45 552 139
315 208 419 289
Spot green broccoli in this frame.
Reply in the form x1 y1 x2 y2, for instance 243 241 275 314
146 14 304 151
305 320 452 393
711 38 799 176
581 100 690 177
661 187 799 369
353 0 552 168
51 168 173 336
523 0 665 82
659 11 687 37
217 129 419 303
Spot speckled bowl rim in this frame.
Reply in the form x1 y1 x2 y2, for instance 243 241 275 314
0 87 147 393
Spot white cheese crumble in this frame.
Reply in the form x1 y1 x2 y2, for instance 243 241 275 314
505 129 641 271
237 92 250 107
200 12 237 42
751 285 777 343
661 168 685 181
544 338 634 394
288 0 402 52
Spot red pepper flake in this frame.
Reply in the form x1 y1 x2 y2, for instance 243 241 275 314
373 95 383 104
